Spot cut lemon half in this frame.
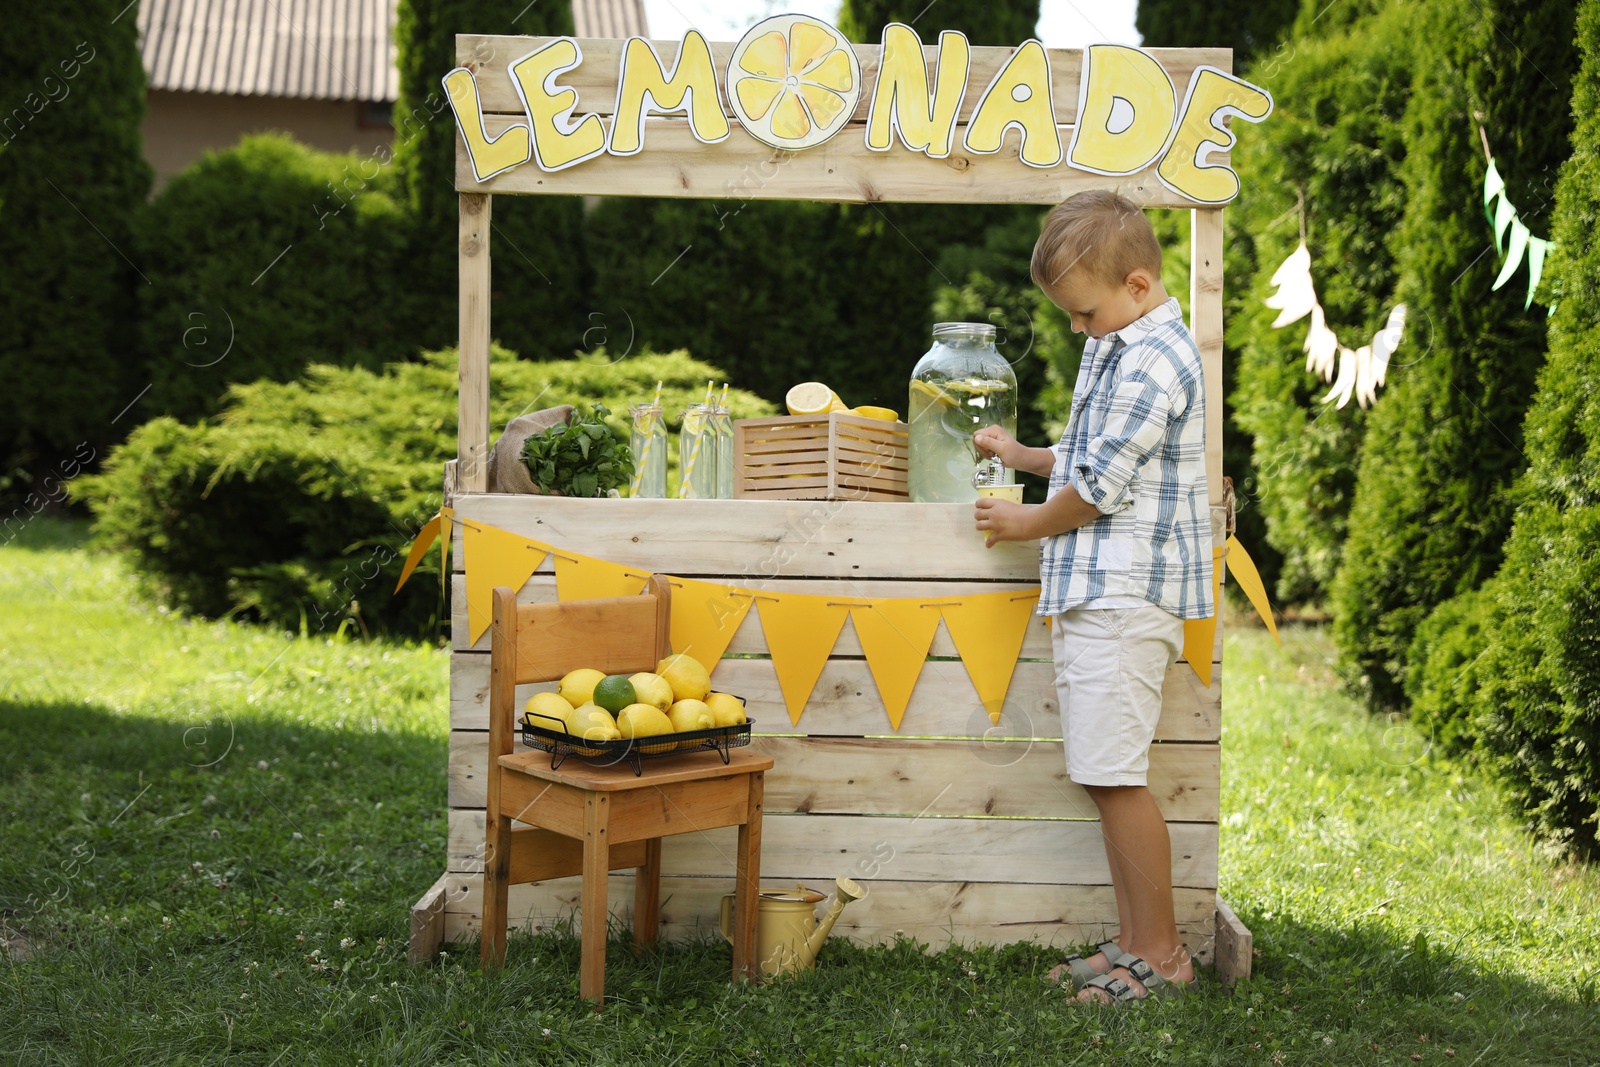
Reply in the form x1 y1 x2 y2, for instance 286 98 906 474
727 14 861 151
850 405 899 422
786 381 846 415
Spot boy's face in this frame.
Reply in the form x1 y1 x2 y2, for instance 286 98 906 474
1042 269 1155 340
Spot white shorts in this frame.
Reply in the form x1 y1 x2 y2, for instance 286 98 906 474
1051 604 1184 786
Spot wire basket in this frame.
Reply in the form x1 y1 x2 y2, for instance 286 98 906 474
521 708 753 776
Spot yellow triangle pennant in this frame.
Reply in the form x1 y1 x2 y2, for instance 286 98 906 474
670 578 754 672
394 513 440 593
462 521 548 645
554 550 649 603
940 589 1040 724
1225 535 1280 644
754 592 852 726
1182 546 1225 688
849 599 944 731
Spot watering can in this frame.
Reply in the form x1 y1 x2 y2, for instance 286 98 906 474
719 876 866 978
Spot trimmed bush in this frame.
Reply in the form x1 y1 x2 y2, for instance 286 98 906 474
1136 0 1298 64
1226 4 1415 607
1331 0 1578 708
0 0 150 501
75 349 773 640
392 0 589 361
137 135 410 421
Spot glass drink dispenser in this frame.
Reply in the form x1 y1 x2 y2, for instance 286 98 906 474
907 323 1018 503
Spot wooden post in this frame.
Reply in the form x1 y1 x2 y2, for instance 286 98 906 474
1190 207 1225 507
459 193 492 494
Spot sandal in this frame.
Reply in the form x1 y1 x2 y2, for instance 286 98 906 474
1078 954 1191 1004
1048 939 1124 987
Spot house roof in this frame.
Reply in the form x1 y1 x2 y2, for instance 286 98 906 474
138 0 649 103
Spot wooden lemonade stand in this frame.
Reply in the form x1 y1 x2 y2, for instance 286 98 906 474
409 19 1265 985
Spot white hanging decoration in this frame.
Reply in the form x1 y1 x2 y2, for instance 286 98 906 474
1263 240 1405 410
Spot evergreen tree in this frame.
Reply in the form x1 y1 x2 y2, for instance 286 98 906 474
1425 0 1600 857
393 0 588 360
1135 0 1299 64
838 0 1039 45
1226 2 1415 606
0 0 149 505
1331 0 1578 708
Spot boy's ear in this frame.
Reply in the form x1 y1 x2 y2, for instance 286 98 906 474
1124 268 1155 300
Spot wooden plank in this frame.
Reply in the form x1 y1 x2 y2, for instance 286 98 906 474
458 115 1200 207
438 872 1217 963
455 35 1231 126
506 590 668 683
448 496 1225 578
457 193 491 494
447 809 1220 888
449 651 1222 739
1191 207 1226 507
452 733 1222 820
408 874 450 965
1214 895 1253 986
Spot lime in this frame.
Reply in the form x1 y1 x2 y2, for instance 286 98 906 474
592 674 637 714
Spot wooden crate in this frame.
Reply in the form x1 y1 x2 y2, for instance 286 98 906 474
734 413 909 502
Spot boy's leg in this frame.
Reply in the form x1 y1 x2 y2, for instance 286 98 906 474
1078 783 1192 1001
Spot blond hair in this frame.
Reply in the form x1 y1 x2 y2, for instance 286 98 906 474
1030 190 1162 291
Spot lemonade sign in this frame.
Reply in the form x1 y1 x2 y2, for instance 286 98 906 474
443 16 1273 205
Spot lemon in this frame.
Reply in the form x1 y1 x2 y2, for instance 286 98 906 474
615 703 674 738
704 691 748 727
785 381 846 416
568 703 622 754
524 691 578 732
656 653 712 702
592 674 637 714
850 405 899 422
628 672 674 712
727 15 861 151
667 698 715 733
558 667 606 708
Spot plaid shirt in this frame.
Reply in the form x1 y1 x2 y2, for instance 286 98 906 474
1038 297 1214 620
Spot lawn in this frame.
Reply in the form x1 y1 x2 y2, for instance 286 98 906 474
2 518 1596 1066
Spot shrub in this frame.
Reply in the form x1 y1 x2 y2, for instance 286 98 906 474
1331 0 1579 708
75 349 773 640
137 135 411 421
1404 583 1499 752
0 0 150 502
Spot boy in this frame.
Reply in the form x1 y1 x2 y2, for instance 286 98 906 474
972 189 1213 1004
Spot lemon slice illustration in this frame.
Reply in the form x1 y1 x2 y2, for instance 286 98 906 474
727 14 861 151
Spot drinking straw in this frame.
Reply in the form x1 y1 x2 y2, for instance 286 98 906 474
679 404 704 499
629 381 666 497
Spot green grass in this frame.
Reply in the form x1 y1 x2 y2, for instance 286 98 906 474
2 518 1597 1066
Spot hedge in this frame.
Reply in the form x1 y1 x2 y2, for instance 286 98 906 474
75 349 773 640
137 135 411 422
0 0 150 502
1225 3 1415 607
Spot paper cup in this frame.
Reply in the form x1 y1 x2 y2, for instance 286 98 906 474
976 483 1023 538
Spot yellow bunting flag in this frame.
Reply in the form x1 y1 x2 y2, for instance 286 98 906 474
940 589 1040 724
1224 535 1280 644
1181 546 1225 688
670 578 754 671
394 514 440 593
462 521 549 645
849 599 944 731
554 551 649 604
755 592 852 725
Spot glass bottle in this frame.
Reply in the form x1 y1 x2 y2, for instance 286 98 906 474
628 402 667 498
908 322 1018 503
677 404 717 499
708 402 736 500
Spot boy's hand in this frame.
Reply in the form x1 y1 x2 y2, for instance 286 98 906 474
972 426 1057 477
974 498 1032 548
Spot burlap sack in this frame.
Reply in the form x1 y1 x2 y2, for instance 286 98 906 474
487 405 576 494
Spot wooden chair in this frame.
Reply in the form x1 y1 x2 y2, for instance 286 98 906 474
479 577 772 1006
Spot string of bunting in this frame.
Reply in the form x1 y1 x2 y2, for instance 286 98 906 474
396 508 1278 729
1481 153 1554 312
